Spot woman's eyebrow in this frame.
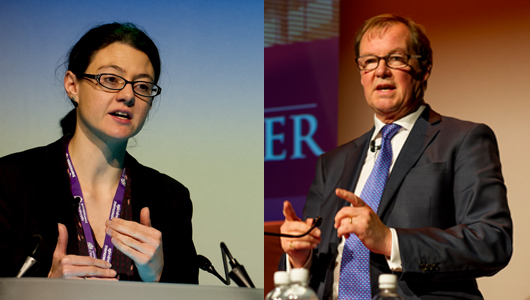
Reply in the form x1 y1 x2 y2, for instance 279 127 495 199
96 65 154 82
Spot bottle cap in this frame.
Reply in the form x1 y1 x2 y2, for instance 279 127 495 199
274 271 290 285
290 268 309 283
379 274 397 289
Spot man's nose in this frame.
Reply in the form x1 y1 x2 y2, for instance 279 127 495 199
375 58 392 78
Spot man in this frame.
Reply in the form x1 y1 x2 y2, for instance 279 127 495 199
278 14 512 300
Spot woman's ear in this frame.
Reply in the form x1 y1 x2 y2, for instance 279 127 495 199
64 71 79 105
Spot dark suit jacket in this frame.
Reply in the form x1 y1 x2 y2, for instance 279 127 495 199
0 137 198 284
281 106 512 300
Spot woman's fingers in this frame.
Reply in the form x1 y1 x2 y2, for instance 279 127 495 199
105 216 164 282
48 223 116 279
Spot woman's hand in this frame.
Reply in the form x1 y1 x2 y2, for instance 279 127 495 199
105 207 164 282
48 223 117 280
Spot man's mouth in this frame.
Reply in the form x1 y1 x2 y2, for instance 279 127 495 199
376 84 396 91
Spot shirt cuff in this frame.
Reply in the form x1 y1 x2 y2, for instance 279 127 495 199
386 228 403 271
286 249 313 271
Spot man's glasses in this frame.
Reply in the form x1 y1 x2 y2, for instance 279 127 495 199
356 53 421 71
83 73 162 98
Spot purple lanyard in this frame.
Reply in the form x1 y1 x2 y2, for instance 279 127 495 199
65 143 126 263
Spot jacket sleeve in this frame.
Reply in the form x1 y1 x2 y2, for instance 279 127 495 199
395 123 513 281
149 174 198 284
121 153 200 283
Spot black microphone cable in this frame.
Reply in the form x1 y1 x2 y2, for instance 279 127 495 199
264 216 322 238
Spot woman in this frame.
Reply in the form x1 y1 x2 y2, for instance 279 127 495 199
0 23 198 283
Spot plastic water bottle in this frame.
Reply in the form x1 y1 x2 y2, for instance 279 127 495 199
266 271 290 300
372 274 404 300
284 268 318 300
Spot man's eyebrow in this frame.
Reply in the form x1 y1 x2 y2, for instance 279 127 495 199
96 65 154 82
387 48 407 54
360 48 408 56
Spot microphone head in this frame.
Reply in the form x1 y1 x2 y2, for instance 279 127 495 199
196 254 212 271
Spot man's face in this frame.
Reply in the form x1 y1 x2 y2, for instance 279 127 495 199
359 23 429 123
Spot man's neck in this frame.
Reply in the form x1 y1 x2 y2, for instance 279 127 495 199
375 100 425 124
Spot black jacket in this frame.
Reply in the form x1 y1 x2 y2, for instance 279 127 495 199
0 137 198 284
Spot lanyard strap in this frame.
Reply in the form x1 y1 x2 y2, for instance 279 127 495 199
65 143 126 263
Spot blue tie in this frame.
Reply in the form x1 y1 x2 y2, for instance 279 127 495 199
338 123 402 300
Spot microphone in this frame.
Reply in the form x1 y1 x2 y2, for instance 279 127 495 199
16 234 42 278
220 242 255 288
197 254 229 285
197 243 255 288
370 140 381 152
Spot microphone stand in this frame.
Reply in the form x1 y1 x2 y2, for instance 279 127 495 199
221 242 255 288
197 242 255 288
16 234 42 278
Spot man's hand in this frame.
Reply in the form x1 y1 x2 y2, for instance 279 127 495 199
279 201 321 268
333 188 392 256
48 223 117 280
105 207 164 282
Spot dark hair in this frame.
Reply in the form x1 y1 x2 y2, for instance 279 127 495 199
68 22 161 83
61 22 160 136
355 14 432 77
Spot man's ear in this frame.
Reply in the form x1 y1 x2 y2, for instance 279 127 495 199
421 65 432 91
422 65 432 82
64 71 79 105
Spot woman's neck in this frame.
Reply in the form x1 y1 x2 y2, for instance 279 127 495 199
68 130 127 193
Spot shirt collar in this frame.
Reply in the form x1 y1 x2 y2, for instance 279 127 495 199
372 105 426 139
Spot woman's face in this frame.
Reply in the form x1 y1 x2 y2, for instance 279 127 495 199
66 42 155 144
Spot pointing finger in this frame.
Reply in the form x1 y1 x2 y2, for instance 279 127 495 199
283 201 301 222
336 188 366 207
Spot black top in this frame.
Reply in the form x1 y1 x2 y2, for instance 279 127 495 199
0 137 198 284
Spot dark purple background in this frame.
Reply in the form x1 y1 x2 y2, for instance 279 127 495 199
265 38 338 221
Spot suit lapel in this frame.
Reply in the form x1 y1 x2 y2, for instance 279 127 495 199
341 129 373 194
377 106 442 218
317 130 372 251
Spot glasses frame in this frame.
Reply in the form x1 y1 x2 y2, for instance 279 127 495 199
83 73 162 98
356 53 422 71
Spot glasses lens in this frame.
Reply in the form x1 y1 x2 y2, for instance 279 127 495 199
134 82 159 97
99 74 125 89
358 56 379 70
386 54 408 68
